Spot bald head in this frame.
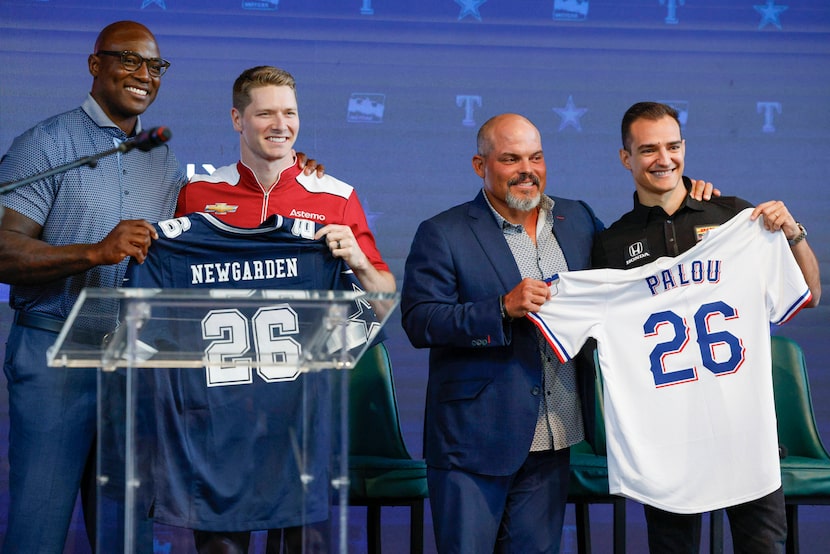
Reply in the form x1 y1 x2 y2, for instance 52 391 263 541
476 113 540 157
94 21 157 53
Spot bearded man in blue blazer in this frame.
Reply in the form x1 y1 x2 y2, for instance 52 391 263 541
402 112 716 553
401 113 604 553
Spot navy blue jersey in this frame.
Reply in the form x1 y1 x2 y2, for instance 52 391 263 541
122 213 379 531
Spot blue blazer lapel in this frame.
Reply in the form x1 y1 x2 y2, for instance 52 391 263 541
467 191 522 289
550 198 595 271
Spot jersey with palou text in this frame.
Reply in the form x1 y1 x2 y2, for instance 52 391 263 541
528 209 811 513
122 212 381 531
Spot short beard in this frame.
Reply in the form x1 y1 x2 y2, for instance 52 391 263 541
505 172 541 212
506 192 540 212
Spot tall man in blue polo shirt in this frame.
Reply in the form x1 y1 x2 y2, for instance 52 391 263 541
0 21 184 553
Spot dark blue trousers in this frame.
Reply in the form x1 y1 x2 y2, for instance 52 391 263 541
2 324 97 553
428 447 570 554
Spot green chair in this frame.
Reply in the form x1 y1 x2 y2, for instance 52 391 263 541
567 347 626 553
568 442 627 553
771 335 830 554
348 343 429 553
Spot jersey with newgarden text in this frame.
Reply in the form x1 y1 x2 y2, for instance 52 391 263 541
123 212 381 531
527 209 811 513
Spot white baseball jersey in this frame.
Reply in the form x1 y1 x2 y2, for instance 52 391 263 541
528 209 811 513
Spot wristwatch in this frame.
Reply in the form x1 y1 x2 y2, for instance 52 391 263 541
789 222 807 246
499 295 513 322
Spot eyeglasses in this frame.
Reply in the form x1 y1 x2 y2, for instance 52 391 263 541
96 50 171 78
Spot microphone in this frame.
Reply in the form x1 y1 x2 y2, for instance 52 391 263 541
119 126 172 153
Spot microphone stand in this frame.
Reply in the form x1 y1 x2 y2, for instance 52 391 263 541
0 142 135 195
0 142 133 224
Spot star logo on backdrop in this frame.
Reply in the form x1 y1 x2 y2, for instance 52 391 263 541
754 1 788 30
141 0 167 8
456 0 486 21
552 95 587 131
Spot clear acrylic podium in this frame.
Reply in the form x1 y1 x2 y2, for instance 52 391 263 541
47 287 399 553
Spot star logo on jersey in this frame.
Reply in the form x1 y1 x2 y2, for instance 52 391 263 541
754 1 788 30
325 283 383 354
349 287 383 343
552 95 587 132
204 203 239 215
140 0 167 9
553 0 589 21
456 0 486 21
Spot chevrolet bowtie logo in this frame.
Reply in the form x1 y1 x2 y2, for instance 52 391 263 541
205 203 238 214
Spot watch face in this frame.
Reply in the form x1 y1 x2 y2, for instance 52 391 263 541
790 223 807 245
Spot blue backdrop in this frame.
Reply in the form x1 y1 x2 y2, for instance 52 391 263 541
1 1 828 552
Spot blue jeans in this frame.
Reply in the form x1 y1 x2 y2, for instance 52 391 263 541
2 324 97 553
644 487 787 554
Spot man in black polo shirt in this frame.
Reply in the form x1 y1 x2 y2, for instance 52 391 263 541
591 101 821 554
